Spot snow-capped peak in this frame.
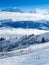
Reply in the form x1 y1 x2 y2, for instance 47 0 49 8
1 8 23 12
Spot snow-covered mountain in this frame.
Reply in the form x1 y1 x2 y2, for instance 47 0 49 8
0 28 49 52
0 20 49 30
0 32 49 58
1 8 23 12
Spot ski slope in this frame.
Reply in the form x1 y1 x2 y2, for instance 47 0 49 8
0 42 49 65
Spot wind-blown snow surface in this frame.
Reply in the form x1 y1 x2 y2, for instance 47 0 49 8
0 42 49 65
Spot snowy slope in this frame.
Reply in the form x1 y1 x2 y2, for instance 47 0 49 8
0 42 49 65
0 28 49 52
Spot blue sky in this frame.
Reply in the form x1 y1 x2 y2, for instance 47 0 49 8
0 0 49 11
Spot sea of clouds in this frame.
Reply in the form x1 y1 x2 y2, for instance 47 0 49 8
0 9 49 21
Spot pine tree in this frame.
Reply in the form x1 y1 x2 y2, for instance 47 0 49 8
41 37 45 43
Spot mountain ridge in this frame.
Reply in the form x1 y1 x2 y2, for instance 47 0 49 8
1 8 23 12
0 20 49 30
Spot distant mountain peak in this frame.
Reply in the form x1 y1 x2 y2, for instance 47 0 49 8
0 20 49 30
1 8 23 12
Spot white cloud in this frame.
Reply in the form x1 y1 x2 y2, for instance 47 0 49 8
0 9 49 21
35 9 49 14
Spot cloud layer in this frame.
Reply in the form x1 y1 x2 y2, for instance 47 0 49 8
0 9 49 21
